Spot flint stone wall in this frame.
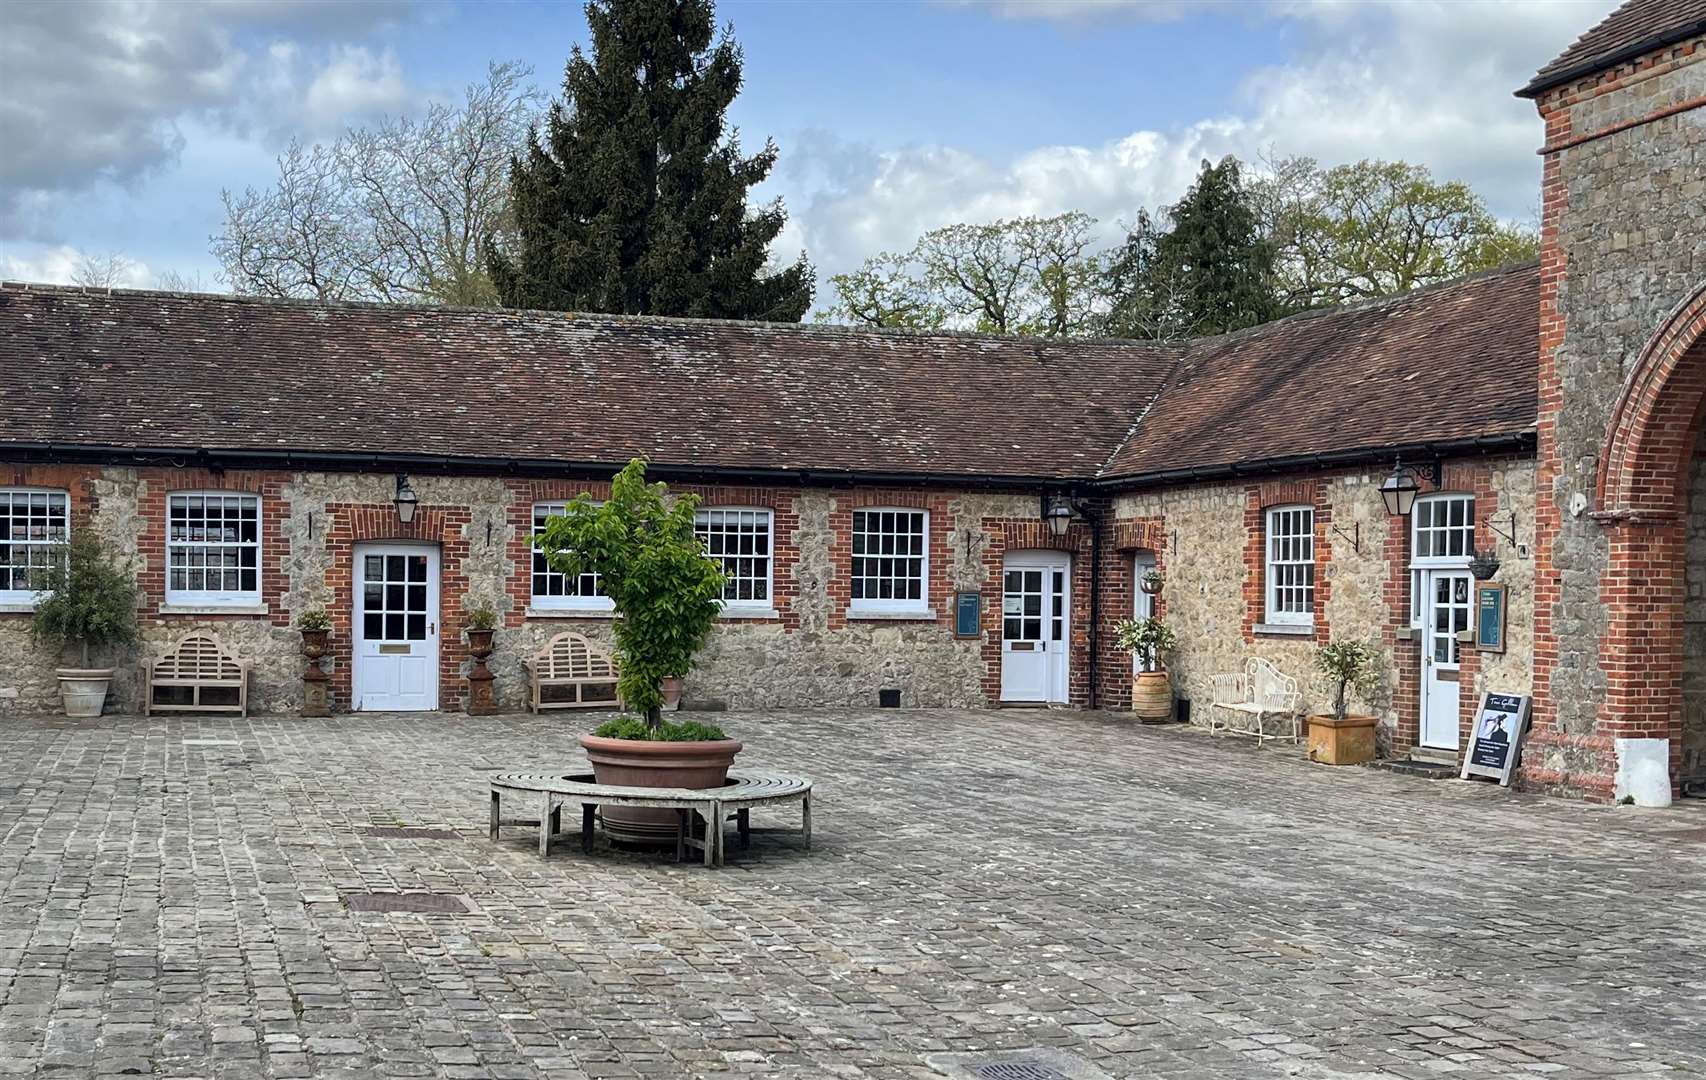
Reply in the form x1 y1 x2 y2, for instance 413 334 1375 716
1544 60 1706 735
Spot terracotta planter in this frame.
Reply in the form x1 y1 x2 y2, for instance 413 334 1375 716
660 677 684 712
1131 670 1173 722
1306 714 1378 766
465 627 495 658
56 668 114 718
300 628 330 660
580 733 742 847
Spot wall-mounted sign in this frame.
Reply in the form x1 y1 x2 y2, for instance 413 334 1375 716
1476 582 1507 653
954 591 983 638
1460 692 1531 785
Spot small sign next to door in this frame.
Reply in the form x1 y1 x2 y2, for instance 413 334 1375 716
1459 692 1531 786
954 590 982 638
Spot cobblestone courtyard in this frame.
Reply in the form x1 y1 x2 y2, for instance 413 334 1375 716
0 709 1701 1079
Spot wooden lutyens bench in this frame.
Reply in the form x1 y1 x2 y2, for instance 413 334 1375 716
525 631 621 711
144 632 250 716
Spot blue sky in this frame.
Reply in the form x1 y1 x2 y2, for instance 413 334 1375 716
0 0 1617 294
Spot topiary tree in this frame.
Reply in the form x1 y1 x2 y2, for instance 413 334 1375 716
31 532 140 668
1114 616 1177 673
535 458 726 731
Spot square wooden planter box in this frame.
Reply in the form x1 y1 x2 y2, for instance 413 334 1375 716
1306 714 1378 766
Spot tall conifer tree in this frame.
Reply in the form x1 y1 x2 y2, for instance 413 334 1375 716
491 0 812 320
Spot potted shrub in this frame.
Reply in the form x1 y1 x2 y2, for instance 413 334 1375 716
1115 615 1177 722
536 458 733 845
30 532 139 717
1307 639 1383 765
464 602 498 657
297 608 332 659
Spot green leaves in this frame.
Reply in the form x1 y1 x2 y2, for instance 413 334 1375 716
30 532 140 666
1114 616 1177 673
534 458 726 728
1316 638 1385 720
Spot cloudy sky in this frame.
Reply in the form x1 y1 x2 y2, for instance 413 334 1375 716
0 0 1614 295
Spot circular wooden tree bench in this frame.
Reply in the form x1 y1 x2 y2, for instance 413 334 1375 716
488 770 812 867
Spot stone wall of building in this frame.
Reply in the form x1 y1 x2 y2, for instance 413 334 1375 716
1530 42 1705 795
0 466 1038 715
1111 455 1536 753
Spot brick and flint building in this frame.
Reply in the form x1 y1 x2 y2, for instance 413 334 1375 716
2 0 1702 801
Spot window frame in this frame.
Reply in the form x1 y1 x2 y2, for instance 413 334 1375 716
694 506 776 614
530 500 614 612
164 491 263 607
0 487 71 607
1409 493 1476 628
848 507 931 614
1263 504 1315 626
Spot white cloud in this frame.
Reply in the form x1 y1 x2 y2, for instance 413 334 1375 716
781 0 1613 289
1 244 154 288
0 0 416 237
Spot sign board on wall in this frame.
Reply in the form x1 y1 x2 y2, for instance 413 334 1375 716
1476 582 1507 653
954 591 983 638
1460 692 1532 786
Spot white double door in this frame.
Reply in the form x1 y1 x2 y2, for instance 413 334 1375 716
353 544 440 711
1419 568 1472 750
1000 551 1071 703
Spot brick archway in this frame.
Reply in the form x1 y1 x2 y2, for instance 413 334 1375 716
1590 280 1706 793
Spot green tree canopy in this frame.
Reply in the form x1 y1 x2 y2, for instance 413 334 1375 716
1256 156 1539 308
491 0 813 320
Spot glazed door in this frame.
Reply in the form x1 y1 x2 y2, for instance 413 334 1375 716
1420 569 1471 750
1000 552 1070 703
352 544 439 711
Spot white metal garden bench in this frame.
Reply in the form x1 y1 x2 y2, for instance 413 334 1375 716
524 631 621 712
144 632 250 716
1209 657 1302 746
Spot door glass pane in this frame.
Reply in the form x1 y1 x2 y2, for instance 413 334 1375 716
1004 617 1021 640
407 614 426 640
365 612 382 638
386 555 404 580
408 557 427 583
385 613 404 639
366 555 382 578
1024 617 1041 639
1004 570 1021 592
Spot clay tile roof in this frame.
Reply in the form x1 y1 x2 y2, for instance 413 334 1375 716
1096 263 1539 481
0 285 1175 482
0 264 1539 488
1519 0 1706 98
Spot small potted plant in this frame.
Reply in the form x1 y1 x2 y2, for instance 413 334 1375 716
1115 615 1177 722
1307 639 1384 765
464 602 498 657
297 608 332 659
30 533 139 717
1139 568 1164 595
536 458 734 845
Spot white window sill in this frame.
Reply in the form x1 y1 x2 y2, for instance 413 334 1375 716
1253 622 1314 637
160 603 269 616
526 605 616 620
719 607 780 620
0 601 40 614
845 608 937 622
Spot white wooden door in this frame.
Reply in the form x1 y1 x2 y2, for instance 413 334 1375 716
1000 552 1070 703
353 544 439 711
1420 569 1471 750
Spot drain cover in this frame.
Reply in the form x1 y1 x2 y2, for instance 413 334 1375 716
344 893 469 914
361 827 460 839
974 1065 1068 1080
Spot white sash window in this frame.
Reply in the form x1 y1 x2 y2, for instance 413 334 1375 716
0 489 70 605
167 493 260 605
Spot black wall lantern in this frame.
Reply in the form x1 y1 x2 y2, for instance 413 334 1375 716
1379 456 1442 516
1044 496 1075 537
394 474 420 525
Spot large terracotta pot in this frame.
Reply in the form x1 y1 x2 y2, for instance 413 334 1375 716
57 668 114 718
580 733 743 846
1306 714 1378 765
1131 670 1173 722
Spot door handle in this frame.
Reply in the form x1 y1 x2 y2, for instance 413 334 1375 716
429 623 436 637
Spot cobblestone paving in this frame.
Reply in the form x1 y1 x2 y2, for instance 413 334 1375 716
1 708 1702 1079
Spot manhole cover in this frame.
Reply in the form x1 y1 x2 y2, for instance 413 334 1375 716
974 1065 1068 1080
344 893 469 914
360 827 460 839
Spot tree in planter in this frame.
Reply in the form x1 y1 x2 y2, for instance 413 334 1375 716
31 532 140 669
1316 639 1384 720
1114 616 1177 673
535 458 726 733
